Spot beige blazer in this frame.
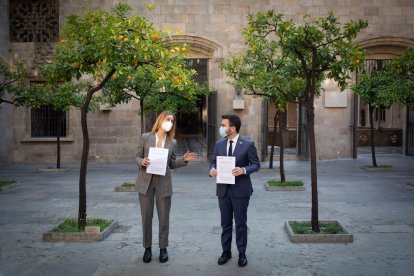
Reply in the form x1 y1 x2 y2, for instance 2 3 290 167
135 132 187 197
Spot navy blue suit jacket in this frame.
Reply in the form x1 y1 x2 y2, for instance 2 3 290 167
209 136 260 198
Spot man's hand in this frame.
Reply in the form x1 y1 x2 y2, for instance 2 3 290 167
141 157 150 168
209 167 218 177
232 167 244 176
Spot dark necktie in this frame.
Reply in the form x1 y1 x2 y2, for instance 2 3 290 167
228 140 233 156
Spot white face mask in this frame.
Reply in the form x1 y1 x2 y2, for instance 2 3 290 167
219 126 228 138
161 121 173 132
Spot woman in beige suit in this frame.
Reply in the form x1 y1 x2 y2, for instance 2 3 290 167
136 111 197 263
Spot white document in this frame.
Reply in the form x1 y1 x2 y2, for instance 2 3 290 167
146 147 169 176
216 156 236 184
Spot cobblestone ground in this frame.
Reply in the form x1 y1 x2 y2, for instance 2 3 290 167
1 153 414 276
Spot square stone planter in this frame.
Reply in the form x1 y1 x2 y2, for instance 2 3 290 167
265 183 305 191
284 220 353 243
360 165 394 171
114 186 136 192
38 168 68 173
259 167 280 173
43 220 118 242
0 183 17 191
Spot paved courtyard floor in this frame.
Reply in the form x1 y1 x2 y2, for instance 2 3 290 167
1 153 414 276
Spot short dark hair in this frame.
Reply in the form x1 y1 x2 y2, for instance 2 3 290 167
221 114 241 133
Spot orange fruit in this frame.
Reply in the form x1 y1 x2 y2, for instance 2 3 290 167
127 75 132 81
173 76 181 84
123 38 128 42
152 33 159 40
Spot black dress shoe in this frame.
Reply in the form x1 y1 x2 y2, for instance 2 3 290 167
218 251 232 265
143 247 152 263
238 252 247 267
159 248 168 263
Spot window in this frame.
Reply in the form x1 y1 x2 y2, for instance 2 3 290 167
31 105 66 137
10 0 59 43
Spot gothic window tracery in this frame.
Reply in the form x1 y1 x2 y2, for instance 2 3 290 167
10 0 59 43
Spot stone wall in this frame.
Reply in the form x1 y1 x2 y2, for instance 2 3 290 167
0 103 14 163
0 0 9 61
12 101 141 163
6 0 414 162
314 89 354 160
0 0 12 163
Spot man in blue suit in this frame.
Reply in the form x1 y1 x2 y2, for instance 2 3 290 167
209 114 260 267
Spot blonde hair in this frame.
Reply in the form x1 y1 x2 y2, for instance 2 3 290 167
151 111 176 141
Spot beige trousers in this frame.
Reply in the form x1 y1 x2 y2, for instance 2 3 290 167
139 176 171 249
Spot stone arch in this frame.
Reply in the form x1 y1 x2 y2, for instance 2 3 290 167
167 35 223 59
355 36 414 59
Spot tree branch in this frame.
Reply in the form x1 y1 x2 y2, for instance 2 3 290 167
0 98 14 104
122 91 141 101
0 76 21 89
89 69 116 94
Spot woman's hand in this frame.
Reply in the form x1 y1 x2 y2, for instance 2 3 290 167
141 157 150 168
183 151 197 162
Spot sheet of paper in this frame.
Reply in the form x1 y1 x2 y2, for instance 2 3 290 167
146 147 169 176
216 156 236 184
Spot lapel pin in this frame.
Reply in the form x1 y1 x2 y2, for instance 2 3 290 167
239 141 243 144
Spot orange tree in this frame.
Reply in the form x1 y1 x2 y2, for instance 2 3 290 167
353 49 414 166
390 49 414 108
42 3 201 229
1 59 85 169
352 69 398 167
251 11 367 232
221 13 305 181
0 60 32 105
105 44 210 134
143 53 210 114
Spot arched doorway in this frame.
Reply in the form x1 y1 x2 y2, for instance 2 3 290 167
168 35 222 159
353 37 414 156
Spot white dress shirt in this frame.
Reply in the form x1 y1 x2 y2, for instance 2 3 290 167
155 133 166 148
226 134 246 175
226 134 239 156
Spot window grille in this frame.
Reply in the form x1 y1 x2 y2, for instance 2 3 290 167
31 105 66 137
10 0 59 43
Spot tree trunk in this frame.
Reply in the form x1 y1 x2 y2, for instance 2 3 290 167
78 102 90 230
269 107 278 169
278 110 286 182
57 136 61 169
140 98 144 134
307 91 320 233
78 70 115 230
56 115 62 169
369 105 377 167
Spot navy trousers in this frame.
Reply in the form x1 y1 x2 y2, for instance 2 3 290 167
218 185 250 253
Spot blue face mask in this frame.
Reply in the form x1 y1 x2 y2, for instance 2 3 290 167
219 126 227 138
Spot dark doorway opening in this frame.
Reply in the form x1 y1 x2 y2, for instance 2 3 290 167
175 58 209 157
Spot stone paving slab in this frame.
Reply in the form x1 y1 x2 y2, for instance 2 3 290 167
0 154 414 275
